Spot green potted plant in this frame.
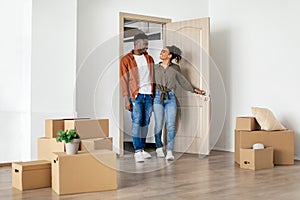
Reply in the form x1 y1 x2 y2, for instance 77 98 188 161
56 129 80 155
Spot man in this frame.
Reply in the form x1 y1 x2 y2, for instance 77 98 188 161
120 33 155 163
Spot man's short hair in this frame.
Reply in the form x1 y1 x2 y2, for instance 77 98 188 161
134 33 148 41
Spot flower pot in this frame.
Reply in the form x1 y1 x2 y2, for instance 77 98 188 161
65 139 80 155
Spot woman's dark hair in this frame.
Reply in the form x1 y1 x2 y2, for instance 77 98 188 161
166 45 182 63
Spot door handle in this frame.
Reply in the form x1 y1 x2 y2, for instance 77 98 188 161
203 94 210 102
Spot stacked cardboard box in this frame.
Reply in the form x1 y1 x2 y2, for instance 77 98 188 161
81 137 113 152
12 118 117 195
38 118 88 161
65 119 113 152
50 119 116 195
235 117 294 170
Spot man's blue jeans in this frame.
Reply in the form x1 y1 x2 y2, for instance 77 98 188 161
153 90 177 151
130 93 153 152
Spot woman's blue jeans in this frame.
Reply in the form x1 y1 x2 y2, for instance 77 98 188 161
153 90 177 151
130 93 153 152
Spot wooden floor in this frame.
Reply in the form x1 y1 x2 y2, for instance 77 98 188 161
1 150 300 200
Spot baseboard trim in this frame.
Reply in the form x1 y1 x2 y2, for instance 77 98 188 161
124 141 156 153
212 147 233 152
214 148 300 161
294 156 300 161
0 163 11 167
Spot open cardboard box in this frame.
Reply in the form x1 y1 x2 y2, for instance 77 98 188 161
235 130 294 165
67 119 109 139
81 137 113 152
39 119 110 161
236 117 260 131
45 118 89 138
240 147 274 170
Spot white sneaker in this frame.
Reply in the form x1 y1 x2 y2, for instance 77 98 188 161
156 147 165 158
142 150 152 159
134 151 144 163
165 151 174 161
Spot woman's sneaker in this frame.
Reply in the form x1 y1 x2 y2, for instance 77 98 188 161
134 151 144 163
142 150 152 159
165 151 174 161
156 147 165 158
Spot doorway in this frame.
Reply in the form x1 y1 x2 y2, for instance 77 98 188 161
119 12 171 155
119 12 210 156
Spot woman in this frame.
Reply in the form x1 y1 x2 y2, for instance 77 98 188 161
154 45 205 160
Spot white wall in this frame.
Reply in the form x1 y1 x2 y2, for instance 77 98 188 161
210 0 300 159
0 0 32 163
31 0 77 159
0 0 77 162
76 0 209 154
2 0 295 161
3 0 298 161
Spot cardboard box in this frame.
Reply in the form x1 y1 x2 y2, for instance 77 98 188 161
12 160 51 190
97 119 109 137
67 119 109 139
240 147 274 170
235 130 294 165
51 150 117 195
38 137 65 161
234 130 240 164
45 118 89 138
236 117 260 131
81 137 113 152
63 118 91 131
45 119 64 138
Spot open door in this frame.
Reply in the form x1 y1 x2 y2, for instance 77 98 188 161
164 18 210 155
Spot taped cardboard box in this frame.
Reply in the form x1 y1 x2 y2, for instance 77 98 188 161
240 147 274 170
236 117 260 131
51 150 117 195
12 160 51 190
67 119 109 139
45 118 89 138
235 130 294 165
64 118 91 131
45 119 64 138
38 137 65 161
81 137 113 152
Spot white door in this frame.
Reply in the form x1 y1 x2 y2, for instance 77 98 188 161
164 18 210 155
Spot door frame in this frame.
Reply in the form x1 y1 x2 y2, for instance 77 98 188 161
119 12 171 156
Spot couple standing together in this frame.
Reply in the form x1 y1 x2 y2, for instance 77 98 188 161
120 33 205 163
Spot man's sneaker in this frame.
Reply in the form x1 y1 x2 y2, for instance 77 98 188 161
134 151 144 163
156 147 165 158
142 150 152 159
165 151 174 161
